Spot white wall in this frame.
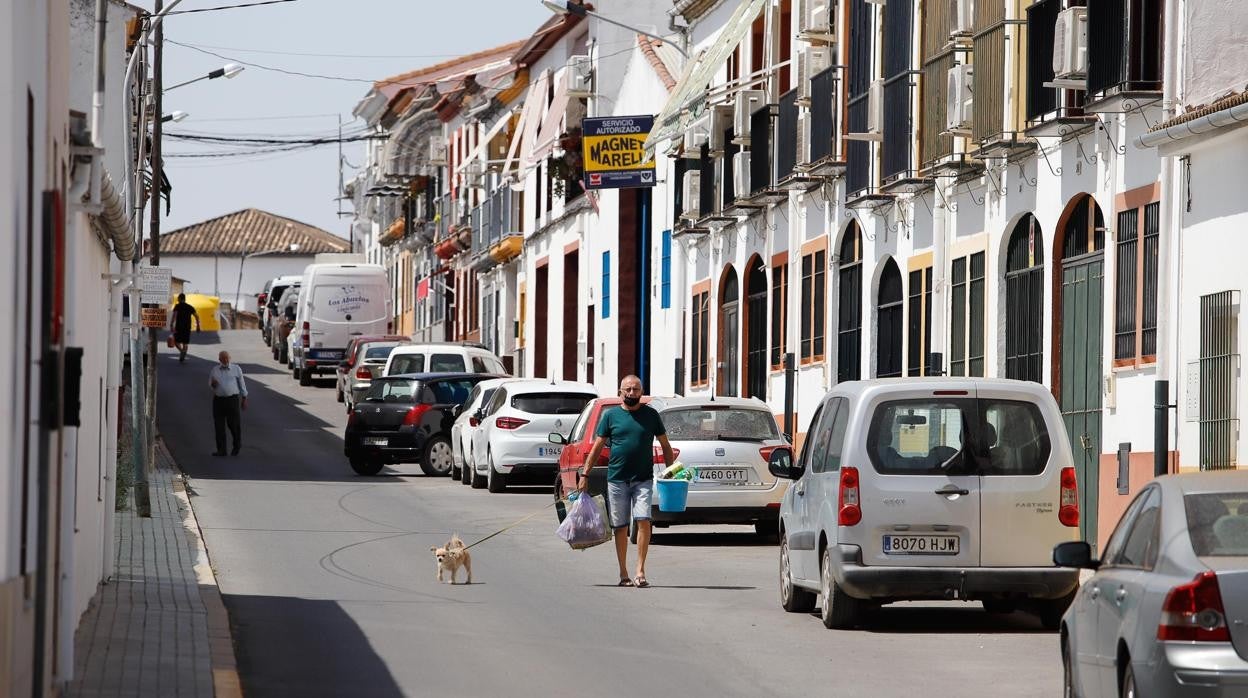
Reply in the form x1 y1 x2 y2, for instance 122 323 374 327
161 254 321 315
1183 0 1248 109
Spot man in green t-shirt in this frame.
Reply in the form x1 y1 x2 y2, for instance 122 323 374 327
579 375 674 588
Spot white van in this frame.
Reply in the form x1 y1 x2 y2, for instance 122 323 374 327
293 262 391 386
381 343 507 377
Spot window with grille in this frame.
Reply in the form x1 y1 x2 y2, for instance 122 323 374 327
1005 215 1045 383
800 249 827 362
1199 291 1238 470
877 258 904 378
1113 201 1159 364
907 267 933 376
771 262 788 368
691 290 710 387
837 226 863 382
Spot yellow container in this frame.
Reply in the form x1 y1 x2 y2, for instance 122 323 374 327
172 293 222 331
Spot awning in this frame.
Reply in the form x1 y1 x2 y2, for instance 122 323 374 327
531 66 570 165
380 217 405 246
502 69 549 176
642 0 766 156
455 110 514 175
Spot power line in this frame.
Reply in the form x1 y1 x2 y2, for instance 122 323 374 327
184 112 349 123
164 0 299 15
166 39 376 83
169 42 475 60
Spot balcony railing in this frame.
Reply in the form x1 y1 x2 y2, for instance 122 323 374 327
749 103 774 195
845 98 870 197
1087 0 1163 101
721 126 739 208
971 24 1007 145
809 67 836 163
698 143 715 216
920 53 955 169
1026 0 1061 122
882 77 916 184
775 89 798 181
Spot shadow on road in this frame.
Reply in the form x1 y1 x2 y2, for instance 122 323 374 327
651 531 775 547
848 604 1051 634
223 594 404 698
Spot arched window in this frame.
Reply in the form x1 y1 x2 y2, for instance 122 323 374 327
719 268 740 396
876 258 903 378
745 257 768 400
1005 214 1045 383
837 224 863 382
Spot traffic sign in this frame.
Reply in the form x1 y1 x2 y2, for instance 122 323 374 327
140 307 168 329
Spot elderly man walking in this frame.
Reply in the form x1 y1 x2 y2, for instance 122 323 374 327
209 351 248 456
579 375 674 588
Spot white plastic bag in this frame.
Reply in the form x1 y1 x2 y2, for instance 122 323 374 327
556 493 610 550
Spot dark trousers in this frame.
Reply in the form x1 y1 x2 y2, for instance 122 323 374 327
213 395 241 454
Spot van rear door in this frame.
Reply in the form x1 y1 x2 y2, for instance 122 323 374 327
975 384 1075 566
308 275 389 357
852 388 981 568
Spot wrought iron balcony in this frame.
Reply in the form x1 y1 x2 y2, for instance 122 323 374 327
1085 0 1163 111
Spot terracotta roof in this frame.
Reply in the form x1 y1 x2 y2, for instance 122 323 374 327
1151 88 1248 132
638 36 678 92
374 40 526 101
156 209 350 256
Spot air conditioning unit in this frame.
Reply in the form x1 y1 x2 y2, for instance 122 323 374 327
809 46 832 75
867 79 884 134
463 160 486 186
1053 6 1089 79
566 54 593 98
945 64 973 132
428 135 448 165
681 171 701 219
709 104 734 153
797 112 812 165
733 150 750 197
732 90 766 144
799 0 836 43
950 0 974 38
683 119 709 155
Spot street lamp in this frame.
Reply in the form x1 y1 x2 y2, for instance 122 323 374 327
233 243 300 324
165 63 244 92
541 1 689 58
161 110 189 123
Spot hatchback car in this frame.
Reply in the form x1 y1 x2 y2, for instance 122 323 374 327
382 343 507 377
769 378 1082 629
470 380 598 492
449 377 512 483
336 336 410 410
343 372 499 476
1054 470 1248 698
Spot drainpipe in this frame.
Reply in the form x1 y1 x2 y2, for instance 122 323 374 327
930 180 947 376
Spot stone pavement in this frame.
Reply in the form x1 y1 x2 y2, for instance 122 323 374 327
65 441 240 698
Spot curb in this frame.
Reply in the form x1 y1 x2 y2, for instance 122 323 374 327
164 442 244 698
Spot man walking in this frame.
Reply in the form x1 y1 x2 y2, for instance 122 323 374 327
169 293 200 363
580 375 674 588
209 351 248 456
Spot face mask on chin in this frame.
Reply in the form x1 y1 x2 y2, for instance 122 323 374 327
622 395 641 407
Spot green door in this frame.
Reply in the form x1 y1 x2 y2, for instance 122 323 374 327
1060 259 1103 550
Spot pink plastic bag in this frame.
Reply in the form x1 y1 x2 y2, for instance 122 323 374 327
556 493 610 550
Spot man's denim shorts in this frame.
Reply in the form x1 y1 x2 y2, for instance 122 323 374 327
606 479 653 529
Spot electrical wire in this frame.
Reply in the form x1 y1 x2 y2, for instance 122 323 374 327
163 0 299 15
166 39 377 83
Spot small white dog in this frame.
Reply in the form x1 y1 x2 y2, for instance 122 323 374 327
431 534 473 585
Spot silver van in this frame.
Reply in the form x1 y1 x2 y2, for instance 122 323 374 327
769 378 1081 629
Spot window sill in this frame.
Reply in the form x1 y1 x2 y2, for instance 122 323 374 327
1112 356 1158 372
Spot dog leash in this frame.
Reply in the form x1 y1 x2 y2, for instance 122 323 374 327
463 500 560 551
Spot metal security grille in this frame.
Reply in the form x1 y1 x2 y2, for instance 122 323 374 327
776 89 799 180
906 268 932 376
919 0 953 168
1141 202 1159 355
971 0 1006 144
838 227 863 382
1200 290 1239 470
750 103 774 194
846 0 873 196
877 259 904 378
950 257 967 376
1025 0 1060 122
699 143 715 215
1114 207 1140 360
881 0 914 182
810 67 836 163
722 125 739 207
1087 0 1163 99
968 252 985 376
1005 215 1045 383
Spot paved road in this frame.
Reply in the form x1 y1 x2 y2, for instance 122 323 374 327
158 331 1062 698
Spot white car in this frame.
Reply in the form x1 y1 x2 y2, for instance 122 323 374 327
450 377 512 484
470 380 598 492
644 396 791 537
769 378 1081 630
382 343 507 377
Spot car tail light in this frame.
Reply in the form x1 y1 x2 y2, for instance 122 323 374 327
838 467 862 526
403 404 432 426
1058 466 1079 527
468 417 480 427
1158 571 1230 642
301 321 310 348
258 292 267 308
355 366 372 380
495 416 529 430
652 446 680 464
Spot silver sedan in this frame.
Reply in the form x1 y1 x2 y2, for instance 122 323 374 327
1054 470 1248 697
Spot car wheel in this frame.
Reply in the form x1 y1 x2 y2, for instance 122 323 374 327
1120 659 1135 698
1036 589 1076 631
280 346 288 364
486 452 507 493
755 519 779 541
349 457 383 476
780 536 817 613
461 448 474 485
420 437 454 476
470 462 486 489
299 367 312 386
820 547 860 629
1062 634 1077 698
272 345 278 361
450 461 461 481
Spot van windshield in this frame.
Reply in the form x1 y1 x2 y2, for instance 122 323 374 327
867 399 1051 476
311 278 387 323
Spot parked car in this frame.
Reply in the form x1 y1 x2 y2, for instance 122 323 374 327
382 343 506 377
336 336 411 409
293 261 391 386
469 380 597 492
271 285 300 363
551 397 636 501
260 275 300 347
450 377 513 483
343 372 500 477
768 378 1081 630
1054 470 1248 697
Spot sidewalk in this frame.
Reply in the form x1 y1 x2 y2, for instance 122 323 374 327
65 441 241 698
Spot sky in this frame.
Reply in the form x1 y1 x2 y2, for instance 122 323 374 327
136 0 550 241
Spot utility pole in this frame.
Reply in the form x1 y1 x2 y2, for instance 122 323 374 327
142 0 164 515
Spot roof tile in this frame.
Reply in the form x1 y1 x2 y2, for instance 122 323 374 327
156 209 350 256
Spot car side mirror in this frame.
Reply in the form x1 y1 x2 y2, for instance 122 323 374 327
767 447 800 480
548 433 567 445
452 404 463 418
1053 541 1099 570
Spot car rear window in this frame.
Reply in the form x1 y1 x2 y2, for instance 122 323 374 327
364 345 400 360
423 379 477 405
1185 492 1248 556
662 407 780 441
368 379 418 402
429 354 466 372
866 398 1051 476
511 393 596 414
389 354 424 375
